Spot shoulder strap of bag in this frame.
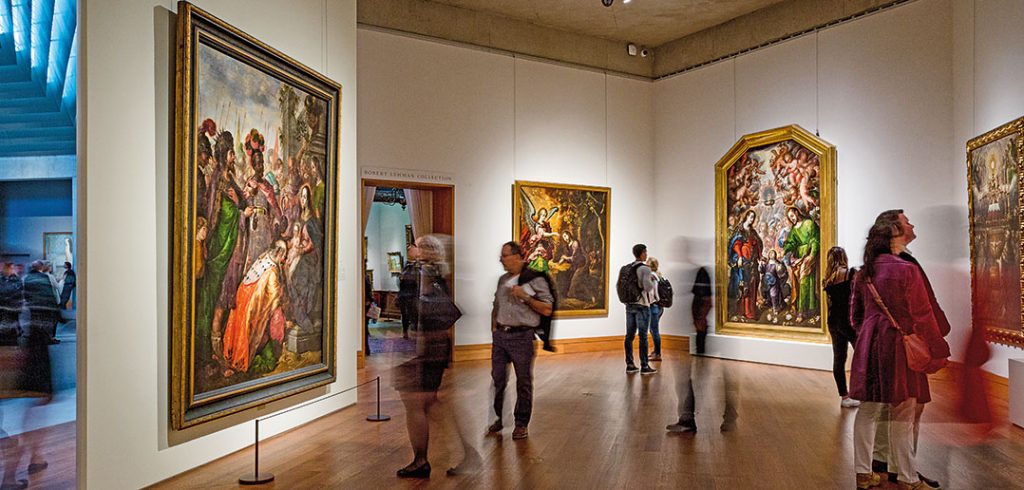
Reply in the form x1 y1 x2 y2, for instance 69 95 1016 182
864 280 911 336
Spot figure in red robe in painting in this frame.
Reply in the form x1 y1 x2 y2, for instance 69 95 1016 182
728 210 763 320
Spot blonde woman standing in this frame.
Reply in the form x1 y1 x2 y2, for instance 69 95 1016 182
646 257 664 361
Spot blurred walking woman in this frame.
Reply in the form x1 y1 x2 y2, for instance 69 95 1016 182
394 234 459 479
849 211 949 490
822 247 859 408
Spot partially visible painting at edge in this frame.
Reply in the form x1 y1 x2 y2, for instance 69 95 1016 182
513 181 610 317
967 118 1024 348
714 125 835 343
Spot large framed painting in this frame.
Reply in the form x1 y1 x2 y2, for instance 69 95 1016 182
714 125 836 342
171 2 340 429
513 181 610 317
967 118 1024 348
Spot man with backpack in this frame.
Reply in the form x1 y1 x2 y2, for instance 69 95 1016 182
617 244 658 375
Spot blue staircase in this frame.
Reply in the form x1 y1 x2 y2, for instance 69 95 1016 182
0 0 76 157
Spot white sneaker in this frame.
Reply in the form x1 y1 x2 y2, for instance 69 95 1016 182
841 397 861 408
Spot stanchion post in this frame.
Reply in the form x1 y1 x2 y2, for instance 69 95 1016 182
239 418 275 485
367 376 391 422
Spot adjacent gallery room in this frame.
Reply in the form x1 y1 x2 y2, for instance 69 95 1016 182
58 0 1024 488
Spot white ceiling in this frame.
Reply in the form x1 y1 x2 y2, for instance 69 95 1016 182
427 0 785 47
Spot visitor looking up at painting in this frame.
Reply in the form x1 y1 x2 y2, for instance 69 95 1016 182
849 209 949 490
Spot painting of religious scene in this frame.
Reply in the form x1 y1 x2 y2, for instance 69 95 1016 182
967 119 1024 348
172 2 339 429
715 126 835 342
514 181 610 317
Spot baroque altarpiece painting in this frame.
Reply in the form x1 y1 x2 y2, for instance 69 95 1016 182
513 181 610 317
714 125 835 342
171 2 340 428
967 118 1024 348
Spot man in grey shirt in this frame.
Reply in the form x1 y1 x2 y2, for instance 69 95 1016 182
489 241 554 440
625 243 658 374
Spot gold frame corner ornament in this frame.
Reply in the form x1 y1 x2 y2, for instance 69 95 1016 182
714 125 836 343
966 117 1024 350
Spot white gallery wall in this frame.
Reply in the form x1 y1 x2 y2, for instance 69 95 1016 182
82 1 358 488
358 29 654 347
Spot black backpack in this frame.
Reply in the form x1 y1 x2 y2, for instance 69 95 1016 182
616 262 643 304
656 277 673 308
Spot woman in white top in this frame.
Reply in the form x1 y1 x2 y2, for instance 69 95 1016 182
646 257 663 361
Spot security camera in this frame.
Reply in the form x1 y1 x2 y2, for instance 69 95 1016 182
602 0 613 7
640 48 650 58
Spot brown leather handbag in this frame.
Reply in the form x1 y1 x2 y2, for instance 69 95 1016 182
865 281 946 374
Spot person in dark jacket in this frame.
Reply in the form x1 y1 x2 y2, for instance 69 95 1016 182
0 262 23 344
23 261 59 344
823 247 859 408
59 261 76 310
397 244 420 339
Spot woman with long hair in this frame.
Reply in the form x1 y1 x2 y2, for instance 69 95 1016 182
849 210 949 490
823 246 859 408
646 257 664 361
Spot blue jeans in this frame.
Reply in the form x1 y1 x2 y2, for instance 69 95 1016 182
649 304 663 356
625 304 650 367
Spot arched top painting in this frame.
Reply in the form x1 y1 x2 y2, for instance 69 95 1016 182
714 125 836 342
967 118 1024 348
171 2 340 429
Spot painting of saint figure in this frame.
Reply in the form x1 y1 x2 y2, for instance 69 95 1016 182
513 181 610 317
172 2 339 429
715 126 835 342
968 119 1024 348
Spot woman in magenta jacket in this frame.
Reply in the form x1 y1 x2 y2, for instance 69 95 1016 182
848 210 949 490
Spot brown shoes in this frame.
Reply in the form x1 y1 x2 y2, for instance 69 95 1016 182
512 425 528 440
487 420 503 433
856 472 882 489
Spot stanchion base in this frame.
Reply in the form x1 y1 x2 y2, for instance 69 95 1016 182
367 414 391 422
239 472 275 485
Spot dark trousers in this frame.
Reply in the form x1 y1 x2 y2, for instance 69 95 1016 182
399 300 417 337
678 356 737 424
491 328 536 427
828 324 856 396
624 304 650 367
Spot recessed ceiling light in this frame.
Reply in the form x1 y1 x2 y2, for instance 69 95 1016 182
623 0 632 3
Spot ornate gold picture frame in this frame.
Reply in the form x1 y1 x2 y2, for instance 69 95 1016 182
513 181 610 318
171 1 340 429
967 118 1024 348
714 125 836 343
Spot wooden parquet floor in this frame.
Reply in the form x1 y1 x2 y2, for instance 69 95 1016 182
152 351 1024 489
0 420 75 489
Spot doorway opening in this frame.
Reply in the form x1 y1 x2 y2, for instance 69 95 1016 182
360 180 453 368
